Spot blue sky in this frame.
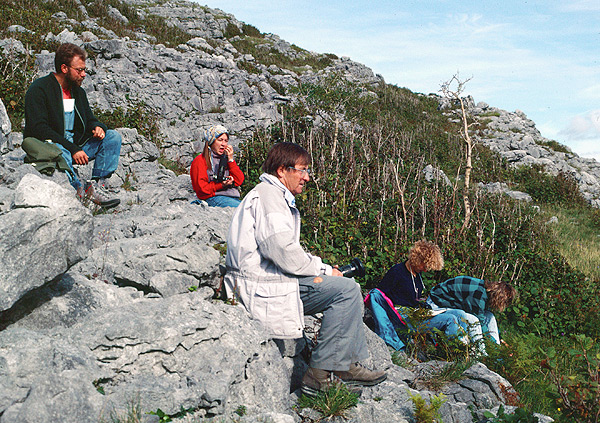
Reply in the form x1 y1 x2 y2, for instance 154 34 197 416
196 0 600 161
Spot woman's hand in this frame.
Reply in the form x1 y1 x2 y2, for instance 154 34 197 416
221 176 234 187
225 145 234 162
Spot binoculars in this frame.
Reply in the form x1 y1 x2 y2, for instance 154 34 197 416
338 258 365 278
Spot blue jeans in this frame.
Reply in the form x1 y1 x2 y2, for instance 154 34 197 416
427 297 498 355
367 289 473 351
423 309 470 342
57 130 122 189
204 195 241 208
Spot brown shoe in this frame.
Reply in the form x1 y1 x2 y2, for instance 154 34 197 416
301 367 362 398
77 181 120 209
333 362 387 386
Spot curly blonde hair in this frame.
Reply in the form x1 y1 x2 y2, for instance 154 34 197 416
485 281 517 312
407 240 444 272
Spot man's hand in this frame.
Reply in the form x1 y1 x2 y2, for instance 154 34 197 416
92 126 105 140
332 267 343 277
72 150 89 165
224 145 234 162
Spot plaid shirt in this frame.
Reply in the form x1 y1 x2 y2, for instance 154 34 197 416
429 276 490 333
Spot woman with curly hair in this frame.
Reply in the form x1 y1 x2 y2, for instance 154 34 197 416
377 240 445 308
428 277 517 345
366 240 470 350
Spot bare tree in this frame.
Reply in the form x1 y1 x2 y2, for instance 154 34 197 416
440 73 474 231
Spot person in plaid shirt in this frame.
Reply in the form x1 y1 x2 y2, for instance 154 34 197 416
428 276 517 348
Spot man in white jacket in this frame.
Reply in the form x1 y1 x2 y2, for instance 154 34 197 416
225 142 386 397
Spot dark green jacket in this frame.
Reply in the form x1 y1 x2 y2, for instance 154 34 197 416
22 136 70 176
24 73 107 156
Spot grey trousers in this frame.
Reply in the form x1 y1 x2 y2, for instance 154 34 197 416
299 275 369 371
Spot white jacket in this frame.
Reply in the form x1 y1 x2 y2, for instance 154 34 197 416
224 173 332 339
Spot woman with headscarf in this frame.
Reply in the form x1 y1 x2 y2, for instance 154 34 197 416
190 125 244 207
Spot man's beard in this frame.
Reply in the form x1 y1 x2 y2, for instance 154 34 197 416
66 73 83 88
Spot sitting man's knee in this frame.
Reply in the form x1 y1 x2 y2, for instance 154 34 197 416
105 129 122 145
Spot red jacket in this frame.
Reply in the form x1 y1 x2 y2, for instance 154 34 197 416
190 154 244 200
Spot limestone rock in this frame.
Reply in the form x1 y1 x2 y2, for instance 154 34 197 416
0 327 104 423
0 98 10 153
0 174 92 312
423 164 452 186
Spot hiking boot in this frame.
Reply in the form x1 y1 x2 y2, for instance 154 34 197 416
333 362 387 386
301 367 362 398
93 177 121 194
77 181 120 209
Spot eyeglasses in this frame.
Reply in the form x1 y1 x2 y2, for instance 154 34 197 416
287 166 311 176
67 65 88 74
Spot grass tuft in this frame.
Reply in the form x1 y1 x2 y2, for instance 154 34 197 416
297 384 359 419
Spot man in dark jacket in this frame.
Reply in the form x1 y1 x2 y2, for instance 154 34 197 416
24 42 121 208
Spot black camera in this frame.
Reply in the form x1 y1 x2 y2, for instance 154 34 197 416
338 258 365 278
214 155 228 182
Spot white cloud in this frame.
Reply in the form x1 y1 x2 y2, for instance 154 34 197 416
560 110 600 140
556 110 600 160
579 84 600 100
559 0 600 12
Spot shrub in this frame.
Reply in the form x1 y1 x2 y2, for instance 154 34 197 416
242 23 263 38
230 37 333 72
0 49 37 128
238 76 600 352
536 139 572 155
541 334 600 423
408 391 446 423
237 60 261 75
224 22 241 38
513 165 586 207
94 101 163 147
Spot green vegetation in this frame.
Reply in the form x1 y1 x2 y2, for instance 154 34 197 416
233 405 247 417
95 101 163 147
418 360 475 392
230 36 334 73
479 111 501 118
536 139 572 155
542 206 600 280
237 76 600 422
395 307 474 364
407 391 446 423
540 334 600 422
484 405 539 423
513 165 586 206
99 397 143 423
297 385 359 419
0 0 191 50
0 50 36 128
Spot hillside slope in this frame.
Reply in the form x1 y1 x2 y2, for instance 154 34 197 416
1 1 599 422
